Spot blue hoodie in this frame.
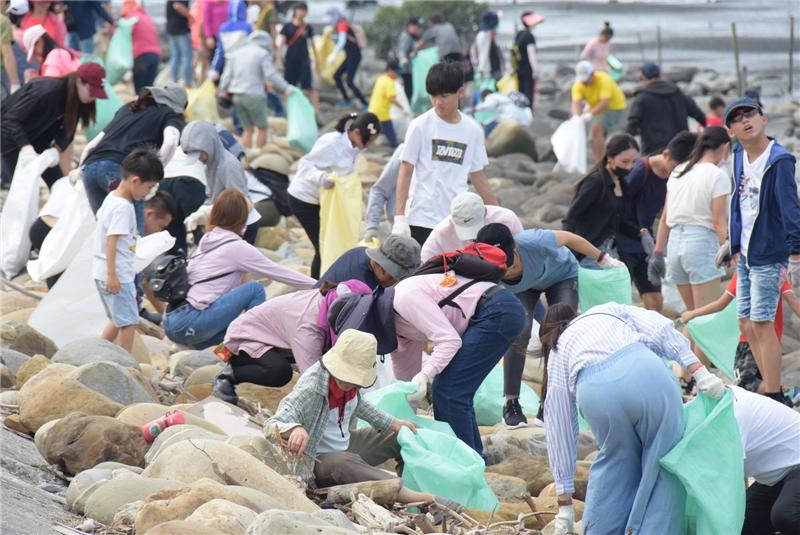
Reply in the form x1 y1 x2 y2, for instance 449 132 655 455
211 0 252 75
729 139 800 266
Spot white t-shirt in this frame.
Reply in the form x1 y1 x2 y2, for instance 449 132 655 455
666 162 731 231
92 193 138 284
401 109 488 228
731 385 800 485
316 395 358 454
739 140 775 258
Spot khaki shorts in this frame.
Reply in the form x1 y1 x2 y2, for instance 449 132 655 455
232 94 268 129
591 108 624 133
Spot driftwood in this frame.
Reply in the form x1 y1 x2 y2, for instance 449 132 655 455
350 493 414 533
318 478 402 507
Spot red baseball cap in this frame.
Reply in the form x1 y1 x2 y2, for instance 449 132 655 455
76 62 108 99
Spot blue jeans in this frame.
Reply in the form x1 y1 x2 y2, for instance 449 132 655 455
432 289 525 454
68 33 94 54
736 256 786 322
163 281 266 349
83 159 144 234
168 33 193 85
380 120 397 148
133 52 159 95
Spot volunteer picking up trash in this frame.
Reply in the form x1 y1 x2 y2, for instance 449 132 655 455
316 235 421 290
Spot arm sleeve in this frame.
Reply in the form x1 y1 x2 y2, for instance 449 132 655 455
332 30 347 56
563 177 601 232
365 154 400 230
355 398 394 433
267 382 314 433
544 348 580 495
239 244 317 288
626 96 643 135
158 126 181 165
712 168 732 198
211 40 224 73
619 213 643 238
294 136 341 190
615 304 700 368
579 40 595 61
685 94 707 126
80 131 105 166
261 53 288 93
774 158 800 254
219 58 232 92
3 87 41 148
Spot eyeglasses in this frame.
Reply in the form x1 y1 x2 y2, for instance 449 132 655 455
729 108 760 124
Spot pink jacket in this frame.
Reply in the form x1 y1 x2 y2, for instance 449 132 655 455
203 0 230 38
123 7 161 59
41 48 80 78
391 274 495 380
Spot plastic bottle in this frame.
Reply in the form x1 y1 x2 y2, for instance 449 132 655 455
141 410 185 442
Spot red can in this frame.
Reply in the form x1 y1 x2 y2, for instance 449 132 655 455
141 410 186 442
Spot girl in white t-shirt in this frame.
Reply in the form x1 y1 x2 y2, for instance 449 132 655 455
652 126 731 313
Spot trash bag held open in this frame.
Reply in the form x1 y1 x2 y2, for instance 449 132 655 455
551 116 587 174
185 79 221 124
411 47 439 114
578 266 632 312
319 172 362 273
358 381 455 436
286 90 318 153
686 298 740 381
106 17 137 85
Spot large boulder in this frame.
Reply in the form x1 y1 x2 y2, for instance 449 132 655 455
185 499 257 535
145 425 225 465
66 468 115 512
0 363 14 387
486 122 538 161
485 473 528 503
246 510 357 535
0 320 57 357
51 337 140 369
170 350 220 378
0 347 31 375
69 362 155 405
14 354 49 387
116 403 226 435
0 292 38 316
84 477 183 525
185 365 223 388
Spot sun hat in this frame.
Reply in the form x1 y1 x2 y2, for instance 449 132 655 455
23 25 46 62
321 329 379 388
365 235 421 281
575 60 594 84
76 62 108 99
450 192 486 241
146 83 188 115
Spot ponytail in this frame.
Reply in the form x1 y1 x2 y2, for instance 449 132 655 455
677 126 730 177
334 112 382 145
538 303 578 413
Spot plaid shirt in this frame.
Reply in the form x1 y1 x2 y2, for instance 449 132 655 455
266 362 395 484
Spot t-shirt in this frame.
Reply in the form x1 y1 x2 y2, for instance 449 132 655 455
571 71 626 111
280 21 313 64
666 162 731 231
617 157 668 254
503 229 579 293
0 15 11 70
400 109 488 228
422 23 461 58
335 20 359 56
725 272 791 343
166 1 190 36
92 193 138 284
368 73 397 122
739 140 775 258
314 247 378 290
731 385 800 485
514 30 536 76
706 114 724 128
580 37 610 72
316 392 358 454
85 104 185 166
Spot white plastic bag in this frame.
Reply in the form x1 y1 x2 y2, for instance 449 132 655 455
133 231 176 273
390 79 412 140
551 116 587 174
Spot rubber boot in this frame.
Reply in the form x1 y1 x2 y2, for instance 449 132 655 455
213 364 239 404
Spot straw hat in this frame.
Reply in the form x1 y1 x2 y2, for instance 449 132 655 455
321 330 378 388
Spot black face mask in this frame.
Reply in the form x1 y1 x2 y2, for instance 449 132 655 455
611 166 631 178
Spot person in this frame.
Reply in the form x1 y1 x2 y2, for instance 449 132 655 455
1 62 106 188
393 62 496 246
215 280 371 401
138 190 179 322
20 0 65 47
158 149 208 254
287 112 382 278
316 235 421 290
731 385 800 535
121 0 161 94
721 97 800 406
367 59 403 148
580 21 613 73
326 8 368 109
416 14 461 63
166 0 194 87
395 17 422 101
626 63 707 156
470 10 502 82
364 143 403 241
705 95 725 128
277 2 319 115
64 0 114 55
538 302 724 535
22 24 78 79
617 131 697 311
202 0 229 78
0 0 22 99
650 127 731 314
476 223 623 428
513 11 544 111
92 148 164 353
163 188 316 349
571 60 627 161
209 0 251 81
219 30 291 150
473 89 533 135
562 133 641 265
421 192 522 262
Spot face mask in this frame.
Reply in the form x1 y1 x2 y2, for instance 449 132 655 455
611 166 631 178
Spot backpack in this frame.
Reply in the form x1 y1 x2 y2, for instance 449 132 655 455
331 286 397 354
249 167 293 216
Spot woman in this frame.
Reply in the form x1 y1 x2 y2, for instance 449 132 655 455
287 112 381 278
213 279 371 403
326 8 367 109
650 126 730 311
121 0 161 93
579 21 613 73
22 24 79 79
163 189 316 350
1 62 105 187
562 133 642 267
539 302 724 535
20 0 66 47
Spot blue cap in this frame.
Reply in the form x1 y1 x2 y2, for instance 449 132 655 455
723 97 761 126
640 63 660 79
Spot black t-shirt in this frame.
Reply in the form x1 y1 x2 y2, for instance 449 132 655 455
280 22 314 64
313 247 378 290
166 1 190 36
85 104 185 165
514 30 536 73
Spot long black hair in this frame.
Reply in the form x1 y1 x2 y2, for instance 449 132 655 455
573 133 639 196
335 112 382 145
63 72 97 139
677 126 730 177
128 88 158 113
538 303 578 411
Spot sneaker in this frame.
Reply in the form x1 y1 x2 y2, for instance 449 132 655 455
334 99 352 108
213 365 239 405
503 398 528 429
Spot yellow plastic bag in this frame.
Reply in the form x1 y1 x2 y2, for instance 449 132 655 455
497 73 518 93
315 27 345 87
319 172 362 273
185 79 220 124
357 237 380 248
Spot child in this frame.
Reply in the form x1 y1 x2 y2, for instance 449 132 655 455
705 96 725 128
723 96 800 406
367 58 403 148
140 191 178 322
92 148 164 352
393 62 496 246
277 2 319 115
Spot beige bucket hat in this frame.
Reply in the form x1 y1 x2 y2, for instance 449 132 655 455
321 330 378 388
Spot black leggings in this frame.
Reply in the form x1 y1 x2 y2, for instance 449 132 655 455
288 194 320 278
742 466 800 535
229 348 294 388
334 51 368 107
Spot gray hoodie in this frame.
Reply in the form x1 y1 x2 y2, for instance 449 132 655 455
180 120 248 202
219 30 289 98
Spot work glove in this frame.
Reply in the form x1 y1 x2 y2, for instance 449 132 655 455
579 111 592 123
321 176 335 189
692 367 725 399
40 147 60 169
184 204 213 232
714 241 732 268
68 168 82 185
10 83 19 94
406 372 428 402
363 228 378 241
647 251 666 286
640 231 655 258
598 254 624 269
788 258 800 288
391 215 411 238
554 504 576 535
208 69 219 81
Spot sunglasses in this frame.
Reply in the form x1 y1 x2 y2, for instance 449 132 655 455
729 108 760 124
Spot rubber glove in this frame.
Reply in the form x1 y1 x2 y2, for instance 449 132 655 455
714 241 731 268
40 147 60 169
640 231 655 258
579 111 592 123
647 251 666 286
391 215 411 238
692 367 725 399
554 504 576 535
184 204 213 232
598 254 625 269
788 258 800 287
208 69 219 81
406 372 428 402
326 53 337 67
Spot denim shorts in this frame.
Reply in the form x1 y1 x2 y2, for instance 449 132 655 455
666 225 724 285
95 280 139 328
736 256 786 322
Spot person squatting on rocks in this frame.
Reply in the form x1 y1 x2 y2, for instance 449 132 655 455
317 235 421 291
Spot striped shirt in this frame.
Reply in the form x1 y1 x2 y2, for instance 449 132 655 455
544 303 700 494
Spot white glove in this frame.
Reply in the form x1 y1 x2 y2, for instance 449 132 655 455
40 147 60 169
326 54 337 67
391 215 411 238
692 367 725 399
579 112 593 123
364 228 378 241
208 69 219 81
10 83 20 94
185 204 213 232
284 85 298 97
68 168 82 185
598 253 624 269
18 145 38 169
714 241 732 268
321 176 335 189
788 258 800 288
554 504 576 535
406 372 428 402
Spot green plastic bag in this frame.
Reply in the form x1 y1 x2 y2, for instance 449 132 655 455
78 57 124 142
608 54 625 81
686 298 739 380
398 427 498 511
411 47 439 114
106 17 137 85
359 381 455 436
474 364 540 426
286 90 318 153
660 391 745 535
578 266 632 312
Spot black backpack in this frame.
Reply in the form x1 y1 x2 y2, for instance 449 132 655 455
249 167 293 217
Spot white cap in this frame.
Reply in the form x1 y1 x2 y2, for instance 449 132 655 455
7 0 29 15
450 192 486 241
23 25 46 63
575 60 594 83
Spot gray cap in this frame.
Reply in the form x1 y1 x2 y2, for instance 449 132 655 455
365 235 421 281
147 83 188 115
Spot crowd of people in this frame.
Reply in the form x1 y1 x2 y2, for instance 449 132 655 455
1 2 799 535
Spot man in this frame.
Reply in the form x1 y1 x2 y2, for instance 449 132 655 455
416 13 461 62
64 0 114 55
316 235 421 290
626 62 706 155
571 60 626 161
396 17 422 101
